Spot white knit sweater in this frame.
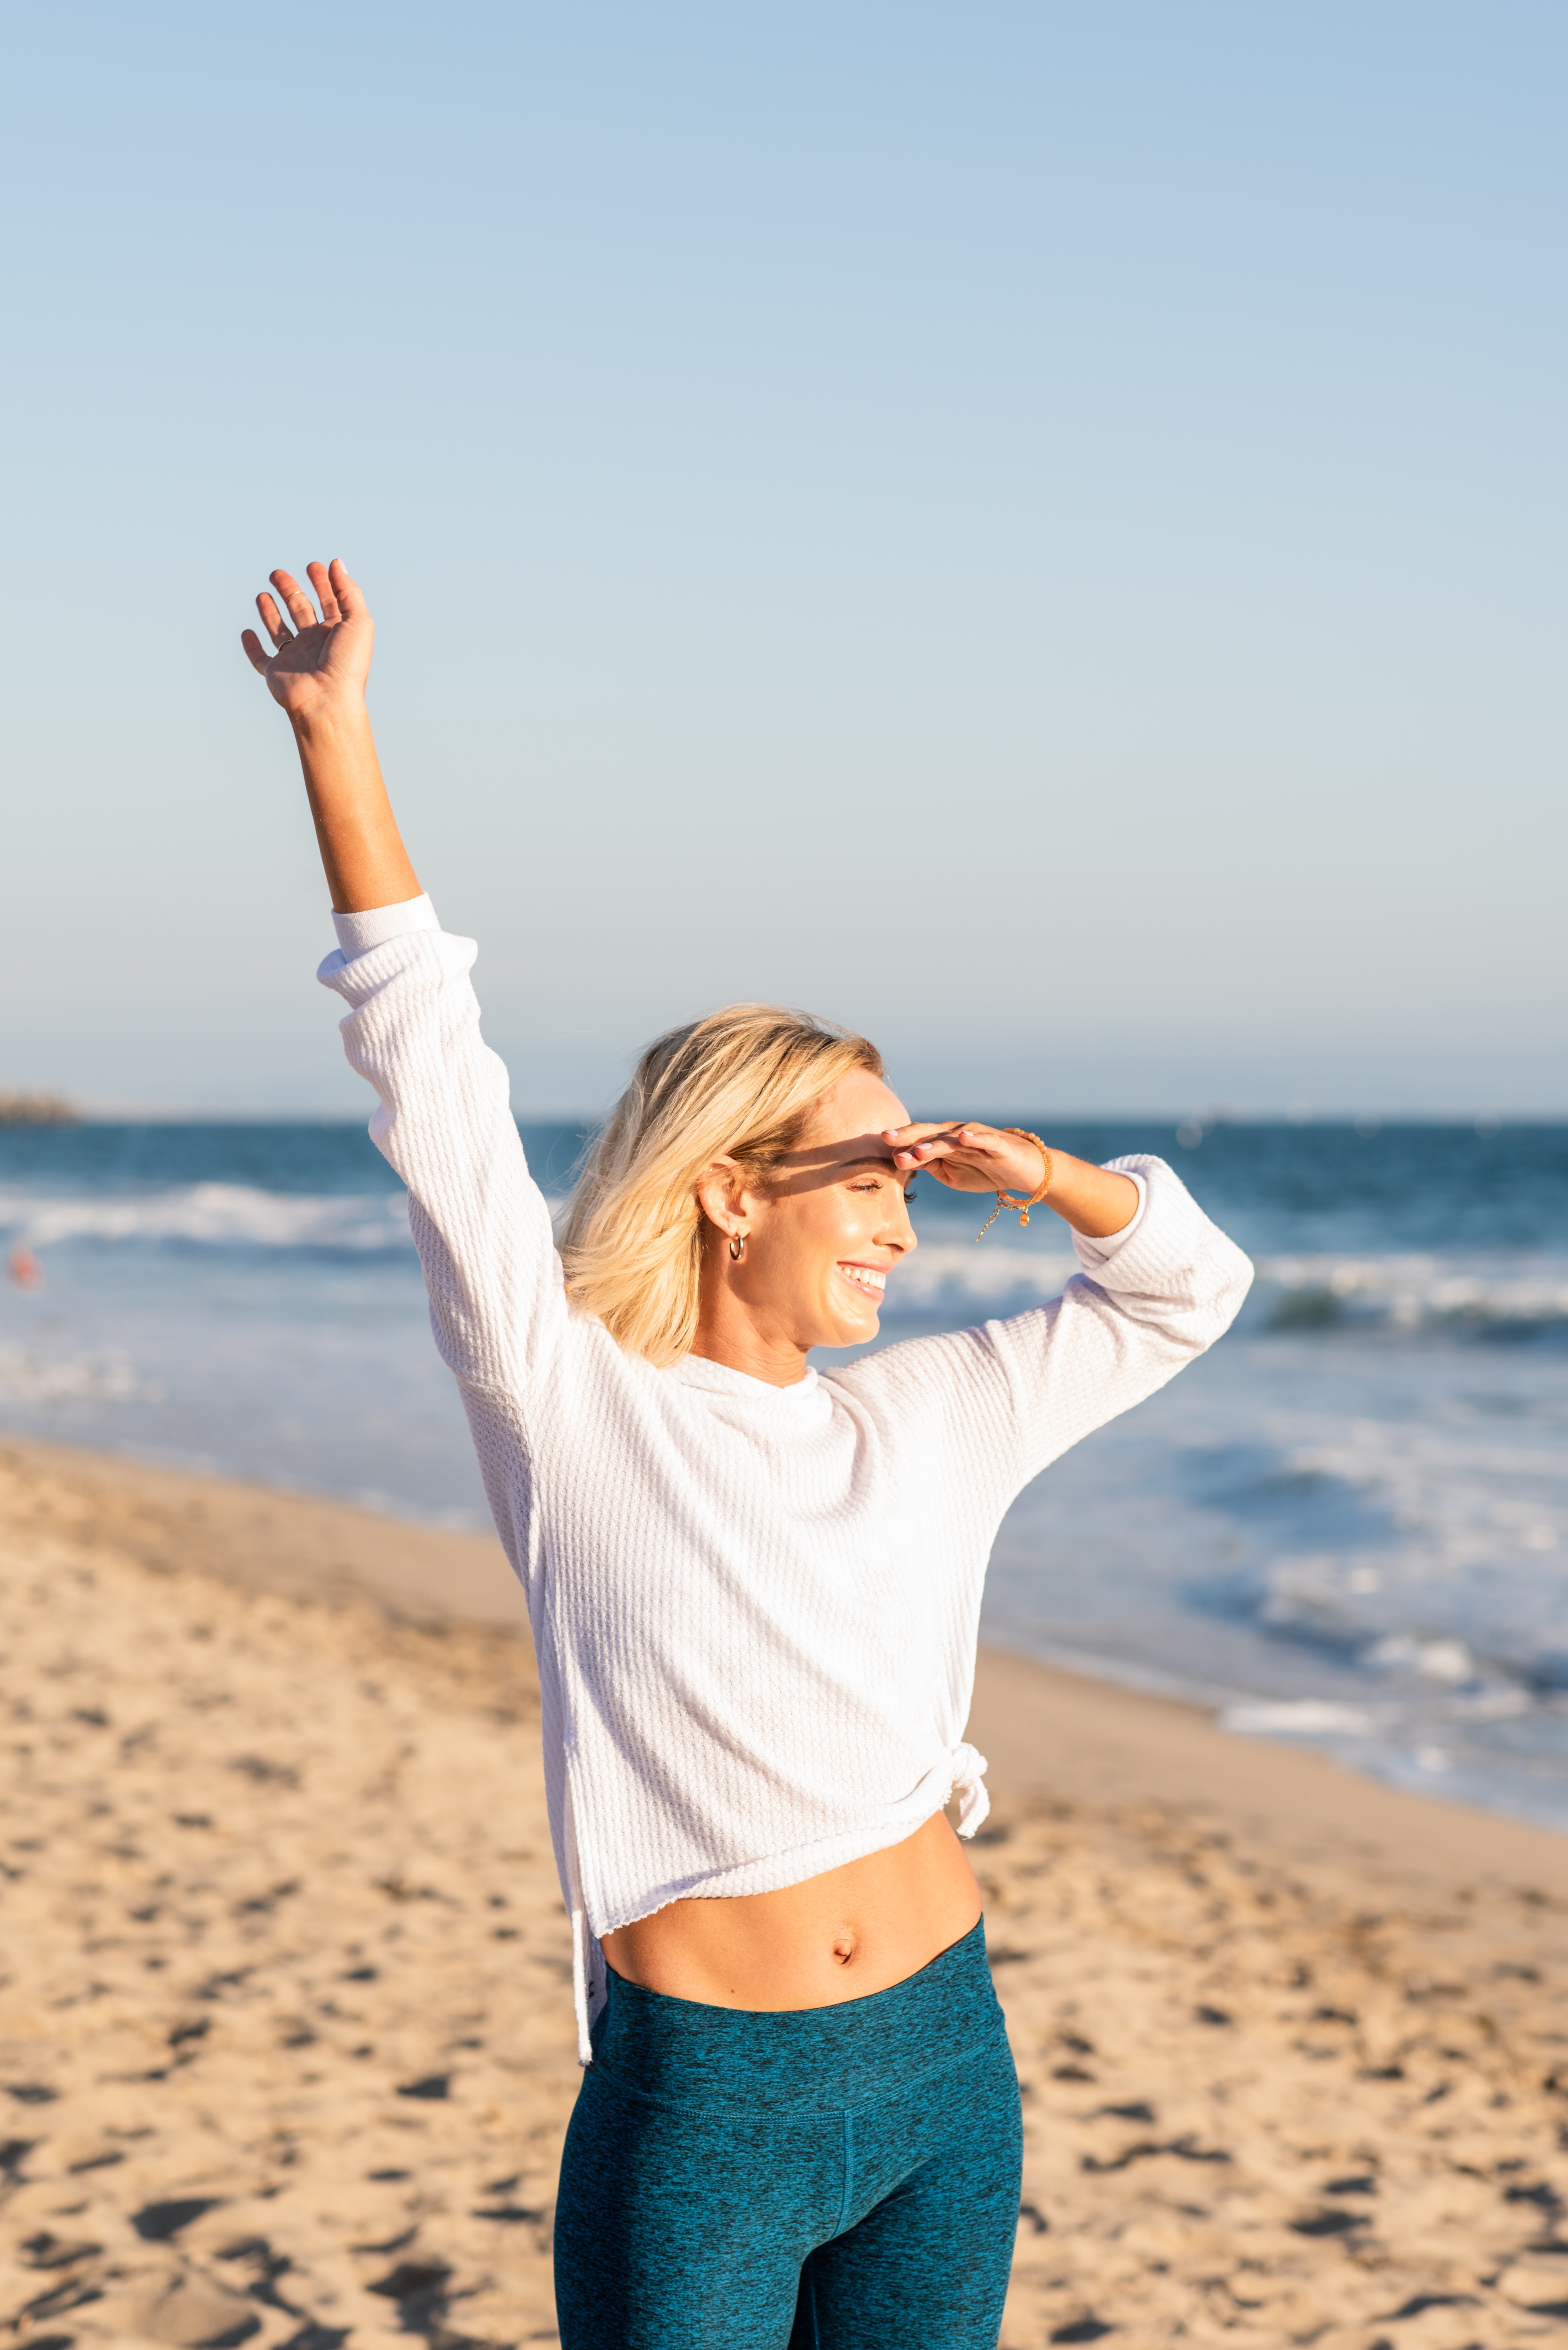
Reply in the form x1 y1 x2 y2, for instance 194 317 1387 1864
320 897 1254 2058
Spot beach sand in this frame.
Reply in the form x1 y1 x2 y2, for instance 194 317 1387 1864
5 1439 1568 2347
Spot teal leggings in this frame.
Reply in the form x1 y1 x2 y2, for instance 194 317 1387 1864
553 1920 1022 2348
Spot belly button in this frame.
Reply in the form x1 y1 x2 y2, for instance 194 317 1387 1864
831 1934 857 1967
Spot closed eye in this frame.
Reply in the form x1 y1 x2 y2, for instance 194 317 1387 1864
849 1176 916 1201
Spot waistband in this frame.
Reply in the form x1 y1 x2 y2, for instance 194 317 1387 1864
590 1919 1007 2111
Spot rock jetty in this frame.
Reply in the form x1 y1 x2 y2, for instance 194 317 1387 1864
0 1088 78 1124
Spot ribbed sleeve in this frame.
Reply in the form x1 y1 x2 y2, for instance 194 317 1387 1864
319 927 567 1397
993 1154 1255 1487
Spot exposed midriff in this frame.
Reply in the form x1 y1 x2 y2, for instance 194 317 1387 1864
599 1810 983 2010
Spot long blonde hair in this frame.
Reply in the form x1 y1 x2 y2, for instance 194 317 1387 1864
559 1004 884 1367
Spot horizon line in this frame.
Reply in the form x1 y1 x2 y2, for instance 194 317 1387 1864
26 1104 1568 1130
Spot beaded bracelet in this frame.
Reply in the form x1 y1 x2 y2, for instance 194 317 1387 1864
975 1129 1054 1241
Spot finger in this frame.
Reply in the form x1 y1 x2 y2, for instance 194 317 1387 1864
255 591 294 650
938 1127 1003 1150
882 1121 972 1153
885 1122 993 1164
886 1129 937 1161
891 1135 969 1168
327 557 366 617
307 560 342 624
269 567 320 632
239 627 270 675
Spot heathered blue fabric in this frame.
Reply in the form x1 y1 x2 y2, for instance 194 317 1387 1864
553 1921 1022 2348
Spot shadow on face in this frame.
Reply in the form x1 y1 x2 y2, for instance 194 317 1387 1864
711 1070 921 1361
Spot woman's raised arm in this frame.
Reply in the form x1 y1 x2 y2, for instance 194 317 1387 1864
240 553 571 1456
241 559 421 914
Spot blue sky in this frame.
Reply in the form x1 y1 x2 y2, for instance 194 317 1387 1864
2 3 1563 1114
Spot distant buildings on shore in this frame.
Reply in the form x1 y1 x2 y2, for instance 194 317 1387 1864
0 1090 78 1126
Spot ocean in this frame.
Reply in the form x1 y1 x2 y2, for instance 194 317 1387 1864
2 1114 1565 1830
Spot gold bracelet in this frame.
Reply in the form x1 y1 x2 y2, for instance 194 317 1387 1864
975 1129 1053 1241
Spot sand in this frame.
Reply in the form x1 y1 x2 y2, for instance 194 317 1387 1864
5 1438 1568 2348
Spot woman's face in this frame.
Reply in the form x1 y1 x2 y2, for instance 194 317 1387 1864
701 1068 920 1356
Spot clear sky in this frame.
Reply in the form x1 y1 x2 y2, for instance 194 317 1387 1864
2 3 1563 1116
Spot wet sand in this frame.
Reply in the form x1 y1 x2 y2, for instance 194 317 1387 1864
4 1435 1568 2348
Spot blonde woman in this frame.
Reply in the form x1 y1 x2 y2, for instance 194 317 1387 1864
244 560 1252 2350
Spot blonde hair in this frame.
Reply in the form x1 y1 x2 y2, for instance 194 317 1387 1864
559 1004 884 1367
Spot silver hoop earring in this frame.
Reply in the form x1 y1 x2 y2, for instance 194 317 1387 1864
728 1232 745 1262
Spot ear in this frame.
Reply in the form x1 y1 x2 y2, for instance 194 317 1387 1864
694 1156 748 1239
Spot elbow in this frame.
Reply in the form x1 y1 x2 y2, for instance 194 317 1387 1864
1212 1242 1255 1337
1164 1242 1254 1363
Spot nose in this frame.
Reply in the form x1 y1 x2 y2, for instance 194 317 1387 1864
883 1186 918 1255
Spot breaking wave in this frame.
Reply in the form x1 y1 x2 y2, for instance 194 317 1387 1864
880 1243 1079 1311
886 1246 1568 1330
3 1186 1566 1351
1256 1252 1568 1337
0 1183 416 1255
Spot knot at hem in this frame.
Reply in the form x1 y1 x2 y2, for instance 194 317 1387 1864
949 1741 990 1836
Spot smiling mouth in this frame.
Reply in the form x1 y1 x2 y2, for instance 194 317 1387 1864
837 1262 887 1301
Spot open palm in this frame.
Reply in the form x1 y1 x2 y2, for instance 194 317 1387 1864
241 560 374 719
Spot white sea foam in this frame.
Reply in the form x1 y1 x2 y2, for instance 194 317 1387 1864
4 1180 1564 1350
6 1178 1564 1339
884 1244 1079 1310
1219 1698 1380 1739
1257 1252 1568 1332
0 1183 414 1254
0 1347 160 1404
892 1244 1568 1327
0 1185 1089 1297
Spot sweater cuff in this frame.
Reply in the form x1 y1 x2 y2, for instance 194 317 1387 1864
1071 1169 1148 1268
1070 1155 1234 1297
331 895 441 961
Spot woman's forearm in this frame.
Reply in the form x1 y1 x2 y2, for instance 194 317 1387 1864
291 705 421 914
1030 1149 1141 1241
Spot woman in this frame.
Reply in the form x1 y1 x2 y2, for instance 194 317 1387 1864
243 559 1252 2350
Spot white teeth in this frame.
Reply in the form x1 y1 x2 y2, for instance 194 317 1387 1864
839 1264 886 1295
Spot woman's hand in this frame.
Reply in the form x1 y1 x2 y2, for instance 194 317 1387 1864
882 1122 1047 1197
241 560 373 724
883 1122 1141 1241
